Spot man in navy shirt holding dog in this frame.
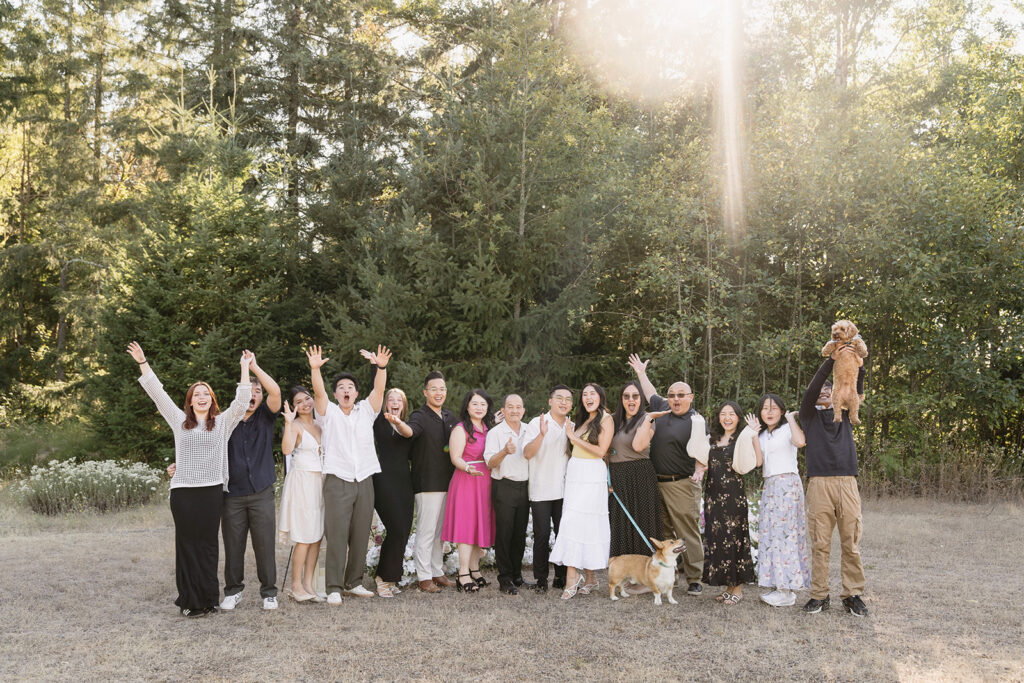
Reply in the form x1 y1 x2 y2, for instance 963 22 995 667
800 345 868 617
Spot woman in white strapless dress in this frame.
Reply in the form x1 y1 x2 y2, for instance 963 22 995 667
278 386 325 601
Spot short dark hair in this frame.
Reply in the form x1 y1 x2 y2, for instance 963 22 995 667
549 384 572 397
331 372 359 393
424 371 445 388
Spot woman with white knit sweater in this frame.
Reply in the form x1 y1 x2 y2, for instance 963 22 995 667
128 341 253 617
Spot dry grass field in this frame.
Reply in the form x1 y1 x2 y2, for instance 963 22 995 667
1 493 1022 682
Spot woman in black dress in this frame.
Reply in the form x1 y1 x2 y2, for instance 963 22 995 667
371 388 415 597
608 381 663 557
702 400 756 605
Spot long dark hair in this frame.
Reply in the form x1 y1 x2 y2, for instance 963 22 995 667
612 381 646 435
709 400 743 443
756 393 788 433
573 383 608 445
457 389 495 443
182 381 220 431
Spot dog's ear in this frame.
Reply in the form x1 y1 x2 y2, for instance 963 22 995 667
649 537 662 548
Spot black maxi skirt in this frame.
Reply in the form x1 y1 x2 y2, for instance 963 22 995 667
169 484 223 611
608 459 663 557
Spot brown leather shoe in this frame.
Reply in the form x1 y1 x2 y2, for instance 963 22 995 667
432 575 455 588
418 580 441 593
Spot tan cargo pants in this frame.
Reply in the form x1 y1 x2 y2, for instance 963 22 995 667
806 476 866 600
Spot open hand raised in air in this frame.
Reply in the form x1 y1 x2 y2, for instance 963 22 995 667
627 353 649 375
306 345 329 369
359 345 392 368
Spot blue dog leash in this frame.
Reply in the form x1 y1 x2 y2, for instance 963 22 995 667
608 469 655 553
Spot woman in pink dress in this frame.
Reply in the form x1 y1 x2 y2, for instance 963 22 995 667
442 389 496 593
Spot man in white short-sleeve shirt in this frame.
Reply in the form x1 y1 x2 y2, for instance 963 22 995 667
308 344 390 603
521 384 573 591
484 394 529 594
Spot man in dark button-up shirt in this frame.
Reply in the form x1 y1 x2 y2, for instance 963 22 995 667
220 354 282 611
405 371 458 592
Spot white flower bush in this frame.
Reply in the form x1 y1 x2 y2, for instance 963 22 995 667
17 459 163 515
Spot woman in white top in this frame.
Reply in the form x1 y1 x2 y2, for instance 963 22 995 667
551 383 613 600
278 386 325 602
128 341 252 618
751 393 811 607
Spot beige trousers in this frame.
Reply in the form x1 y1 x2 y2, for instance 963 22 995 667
806 476 866 600
657 478 704 584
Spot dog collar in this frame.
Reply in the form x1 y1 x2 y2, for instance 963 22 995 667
655 560 674 569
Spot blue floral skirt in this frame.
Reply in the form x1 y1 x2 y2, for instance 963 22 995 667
756 473 810 590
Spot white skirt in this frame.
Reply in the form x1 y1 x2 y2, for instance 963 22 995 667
277 469 325 545
550 457 610 570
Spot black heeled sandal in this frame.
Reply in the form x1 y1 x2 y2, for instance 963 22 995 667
457 573 478 593
470 570 489 588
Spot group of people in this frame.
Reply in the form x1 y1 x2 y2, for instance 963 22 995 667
128 338 869 618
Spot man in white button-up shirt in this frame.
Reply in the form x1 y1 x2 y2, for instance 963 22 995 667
521 385 573 592
308 344 390 603
483 394 529 595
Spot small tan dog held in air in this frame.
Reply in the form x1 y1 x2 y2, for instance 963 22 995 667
608 538 684 605
821 319 868 424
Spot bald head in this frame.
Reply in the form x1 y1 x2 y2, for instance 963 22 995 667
665 382 694 415
503 393 525 428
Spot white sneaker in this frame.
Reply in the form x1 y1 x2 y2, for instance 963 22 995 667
761 589 796 607
262 596 278 610
343 585 374 598
220 592 243 610
327 592 343 606
775 589 796 606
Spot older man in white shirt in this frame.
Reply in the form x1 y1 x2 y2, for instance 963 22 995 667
484 394 530 595
521 384 573 592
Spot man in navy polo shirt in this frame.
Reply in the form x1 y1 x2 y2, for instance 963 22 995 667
220 354 282 611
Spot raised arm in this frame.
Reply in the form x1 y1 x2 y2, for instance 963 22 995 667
358 345 391 414
785 411 806 448
567 414 614 459
800 358 834 421
128 341 185 428
628 354 659 402
632 410 669 452
306 345 330 416
522 416 546 460
383 412 414 437
249 354 281 413
281 401 301 455
222 351 254 425
745 413 764 467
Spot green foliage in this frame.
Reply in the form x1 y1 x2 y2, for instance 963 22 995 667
0 420 98 473
1 0 1022 482
16 459 164 515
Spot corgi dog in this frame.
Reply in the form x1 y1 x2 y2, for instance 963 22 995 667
608 538 684 605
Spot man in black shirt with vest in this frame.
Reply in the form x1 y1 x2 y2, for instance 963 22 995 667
629 354 710 596
800 345 868 617
407 371 458 593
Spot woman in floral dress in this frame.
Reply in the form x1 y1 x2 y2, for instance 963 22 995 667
702 401 756 605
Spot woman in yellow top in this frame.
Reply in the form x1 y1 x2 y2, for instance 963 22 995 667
550 383 613 599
